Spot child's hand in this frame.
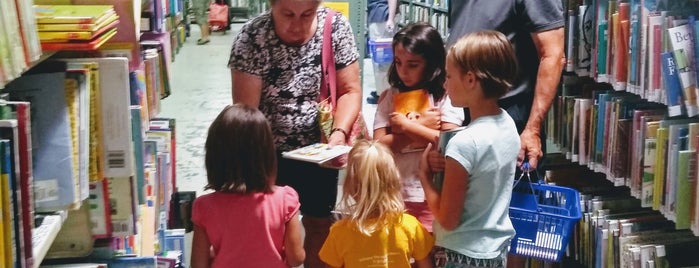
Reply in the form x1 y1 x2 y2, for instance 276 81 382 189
417 107 441 130
426 148 445 173
419 143 435 180
389 112 409 133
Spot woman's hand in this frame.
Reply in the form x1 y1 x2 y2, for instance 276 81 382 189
327 129 348 147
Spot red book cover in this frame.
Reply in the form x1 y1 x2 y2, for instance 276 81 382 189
13 102 34 267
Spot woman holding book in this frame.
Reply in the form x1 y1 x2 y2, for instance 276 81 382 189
228 0 361 267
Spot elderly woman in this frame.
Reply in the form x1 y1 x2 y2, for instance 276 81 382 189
228 0 361 267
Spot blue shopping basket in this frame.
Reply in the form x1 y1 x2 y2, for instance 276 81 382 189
509 164 582 262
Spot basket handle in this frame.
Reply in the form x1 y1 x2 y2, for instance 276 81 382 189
511 162 545 211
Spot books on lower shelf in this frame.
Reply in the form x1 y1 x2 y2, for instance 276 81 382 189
32 210 66 268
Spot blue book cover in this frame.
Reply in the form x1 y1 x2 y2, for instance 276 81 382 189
595 93 611 165
4 65 78 213
661 51 685 117
628 0 641 92
107 256 157 268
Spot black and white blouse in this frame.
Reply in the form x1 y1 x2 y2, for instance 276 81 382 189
229 7 359 151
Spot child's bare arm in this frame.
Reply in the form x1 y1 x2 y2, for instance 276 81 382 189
191 225 212 268
419 144 468 230
374 127 414 152
284 211 305 267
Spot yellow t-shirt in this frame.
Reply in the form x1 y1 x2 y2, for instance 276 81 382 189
319 213 434 268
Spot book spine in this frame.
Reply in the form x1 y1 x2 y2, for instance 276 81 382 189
676 150 693 229
653 127 668 210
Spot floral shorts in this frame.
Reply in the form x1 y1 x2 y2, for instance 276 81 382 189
433 246 508 268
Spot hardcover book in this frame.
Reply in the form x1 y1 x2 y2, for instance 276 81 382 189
36 13 118 32
34 5 115 24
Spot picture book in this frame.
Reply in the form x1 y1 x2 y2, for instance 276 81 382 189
34 5 115 24
36 13 118 32
38 19 119 41
40 27 117 51
393 89 432 116
393 89 433 152
282 143 352 165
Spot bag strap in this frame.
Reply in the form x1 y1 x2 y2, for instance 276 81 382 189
320 10 338 109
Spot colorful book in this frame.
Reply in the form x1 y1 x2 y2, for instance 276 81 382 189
282 143 352 165
40 27 117 51
0 101 35 267
34 5 115 24
0 139 15 268
668 24 699 116
38 19 118 41
36 13 118 32
88 178 112 239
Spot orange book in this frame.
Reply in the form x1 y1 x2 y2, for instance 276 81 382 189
393 89 433 152
393 89 431 117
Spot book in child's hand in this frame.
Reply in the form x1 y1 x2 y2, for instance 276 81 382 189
282 143 352 167
393 89 432 116
393 89 434 153
433 126 466 189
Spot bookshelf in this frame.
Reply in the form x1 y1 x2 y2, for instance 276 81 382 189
544 0 699 266
1 0 185 267
398 0 449 37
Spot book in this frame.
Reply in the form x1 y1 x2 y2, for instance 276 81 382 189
40 27 117 51
64 57 134 179
282 143 352 165
392 89 433 152
668 24 699 116
0 140 16 268
0 101 35 267
87 178 112 239
36 13 118 32
3 62 79 213
34 5 115 24
37 19 118 41
433 126 466 190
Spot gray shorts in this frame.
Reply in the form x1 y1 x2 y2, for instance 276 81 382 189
192 0 209 24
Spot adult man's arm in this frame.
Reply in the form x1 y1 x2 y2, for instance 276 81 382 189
520 27 565 169
387 0 398 30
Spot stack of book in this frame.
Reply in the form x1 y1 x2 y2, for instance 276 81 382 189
34 5 119 51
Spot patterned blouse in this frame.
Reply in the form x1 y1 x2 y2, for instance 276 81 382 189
229 7 359 151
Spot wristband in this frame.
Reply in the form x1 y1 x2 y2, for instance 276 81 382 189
331 127 348 137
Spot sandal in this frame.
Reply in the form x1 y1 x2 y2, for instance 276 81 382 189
197 39 210 45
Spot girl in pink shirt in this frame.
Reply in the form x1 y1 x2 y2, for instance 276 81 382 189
191 104 305 268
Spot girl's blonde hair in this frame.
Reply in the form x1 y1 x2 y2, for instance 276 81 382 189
448 30 518 99
340 140 405 236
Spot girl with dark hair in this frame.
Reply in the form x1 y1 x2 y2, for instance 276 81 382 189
373 22 464 232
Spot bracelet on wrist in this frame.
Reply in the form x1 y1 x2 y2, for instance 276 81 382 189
331 127 348 137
